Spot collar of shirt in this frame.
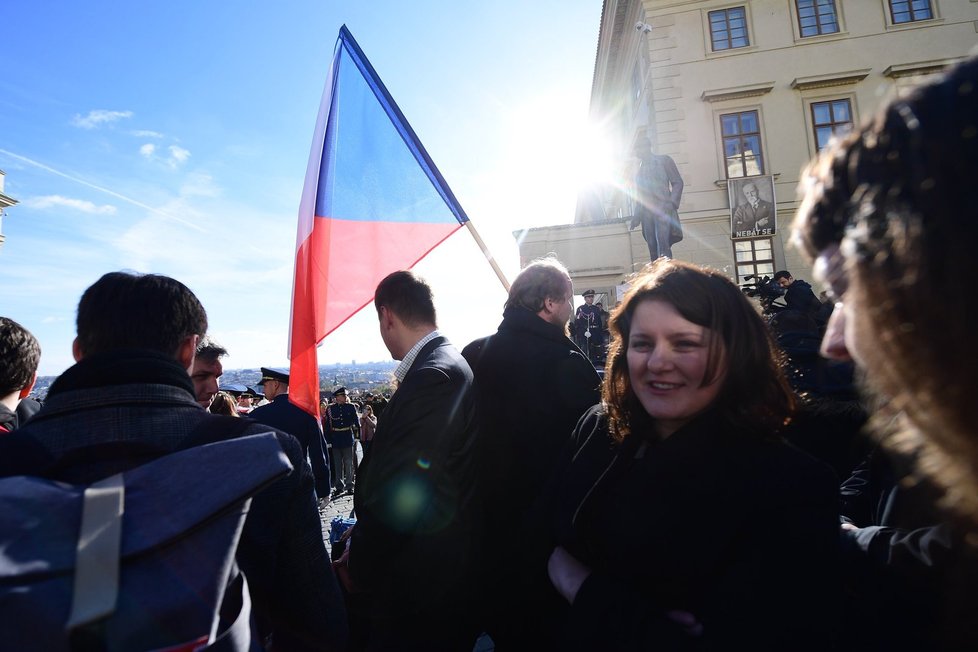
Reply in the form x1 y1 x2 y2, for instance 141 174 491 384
393 329 440 383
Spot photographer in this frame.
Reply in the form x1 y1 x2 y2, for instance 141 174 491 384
773 271 821 316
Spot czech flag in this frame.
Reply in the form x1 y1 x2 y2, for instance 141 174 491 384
289 25 469 418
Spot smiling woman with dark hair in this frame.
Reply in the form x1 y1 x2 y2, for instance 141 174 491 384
545 258 839 650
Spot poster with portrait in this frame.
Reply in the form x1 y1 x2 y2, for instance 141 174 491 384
728 175 777 240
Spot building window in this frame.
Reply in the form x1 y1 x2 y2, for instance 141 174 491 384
734 238 775 284
721 110 764 178
796 0 839 37
889 0 933 24
709 7 749 51
811 99 854 151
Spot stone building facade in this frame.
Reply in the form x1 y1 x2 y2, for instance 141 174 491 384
518 0 977 305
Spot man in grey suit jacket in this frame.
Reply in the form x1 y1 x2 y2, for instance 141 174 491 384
338 270 482 651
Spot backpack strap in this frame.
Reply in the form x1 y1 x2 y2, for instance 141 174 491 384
67 473 125 630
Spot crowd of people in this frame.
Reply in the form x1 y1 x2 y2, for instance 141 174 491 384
1 57 977 650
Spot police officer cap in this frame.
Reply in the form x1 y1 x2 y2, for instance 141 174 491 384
257 367 289 385
219 383 248 397
582 289 596 297
333 386 348 397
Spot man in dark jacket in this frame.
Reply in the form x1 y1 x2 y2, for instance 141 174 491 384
338 270 482 651
774 270 821 314
0 272 348 651
249 366 332 501
463 257 601 649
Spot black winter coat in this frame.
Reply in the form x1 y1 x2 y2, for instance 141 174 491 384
548 406 841 651
463 306 600 648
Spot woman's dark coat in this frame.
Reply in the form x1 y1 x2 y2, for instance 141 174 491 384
548 406 841 651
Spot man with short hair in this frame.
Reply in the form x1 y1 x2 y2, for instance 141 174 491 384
774 270 821 315
0 317 41 433
191 338 226 409
249 367 332 501
0 272 348 650
463 258 601 648
324 386 357 496
342 270 482 650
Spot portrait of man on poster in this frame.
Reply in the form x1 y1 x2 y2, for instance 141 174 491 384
729 176 777 239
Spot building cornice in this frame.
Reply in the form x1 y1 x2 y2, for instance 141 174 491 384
790 69 871 91
701 81 775 103
0 193 17 209
883 58 962 79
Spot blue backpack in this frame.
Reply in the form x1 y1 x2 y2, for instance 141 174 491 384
0 432 292 651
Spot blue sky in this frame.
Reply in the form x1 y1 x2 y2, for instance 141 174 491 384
1 1 604 376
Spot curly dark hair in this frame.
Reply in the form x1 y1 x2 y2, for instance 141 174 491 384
602 259 793 443
792 56 978 518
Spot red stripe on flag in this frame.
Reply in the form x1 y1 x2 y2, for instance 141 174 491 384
289 217 462 418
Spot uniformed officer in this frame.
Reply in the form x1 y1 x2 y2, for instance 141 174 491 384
249 367 332 501
325 386 358 496
574 289 604 363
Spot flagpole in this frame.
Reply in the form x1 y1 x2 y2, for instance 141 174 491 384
464 221 511 292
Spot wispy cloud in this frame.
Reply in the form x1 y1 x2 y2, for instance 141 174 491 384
0 148 205 232
24 194 117 215
71 109 133 129
139 143 156 158
167 145 191 168
131 129 164 139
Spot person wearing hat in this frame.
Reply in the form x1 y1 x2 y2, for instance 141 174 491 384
324 386 358 497
574 289 604 363
236 389 255 415
249 367 332 501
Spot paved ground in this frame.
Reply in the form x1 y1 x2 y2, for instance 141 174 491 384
318 490 355 556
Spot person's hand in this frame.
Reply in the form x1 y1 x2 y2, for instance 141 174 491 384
757 216 770 228
331 533 355 592
840 522 859 532
548 546 592 604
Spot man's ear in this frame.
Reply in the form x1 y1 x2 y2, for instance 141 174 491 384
378 306 394 331
18 373 37 400
72 337 84 362
177 334 200 373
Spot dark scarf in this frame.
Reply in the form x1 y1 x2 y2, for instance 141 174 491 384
47 348 196 398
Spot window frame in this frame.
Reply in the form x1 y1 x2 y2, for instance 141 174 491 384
881 0 941 29
733 238 776 285
800 92 858 159
708 6 750 52
888 0 934 24
719 109 766 179
810 98 855 153
795 0 841 38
